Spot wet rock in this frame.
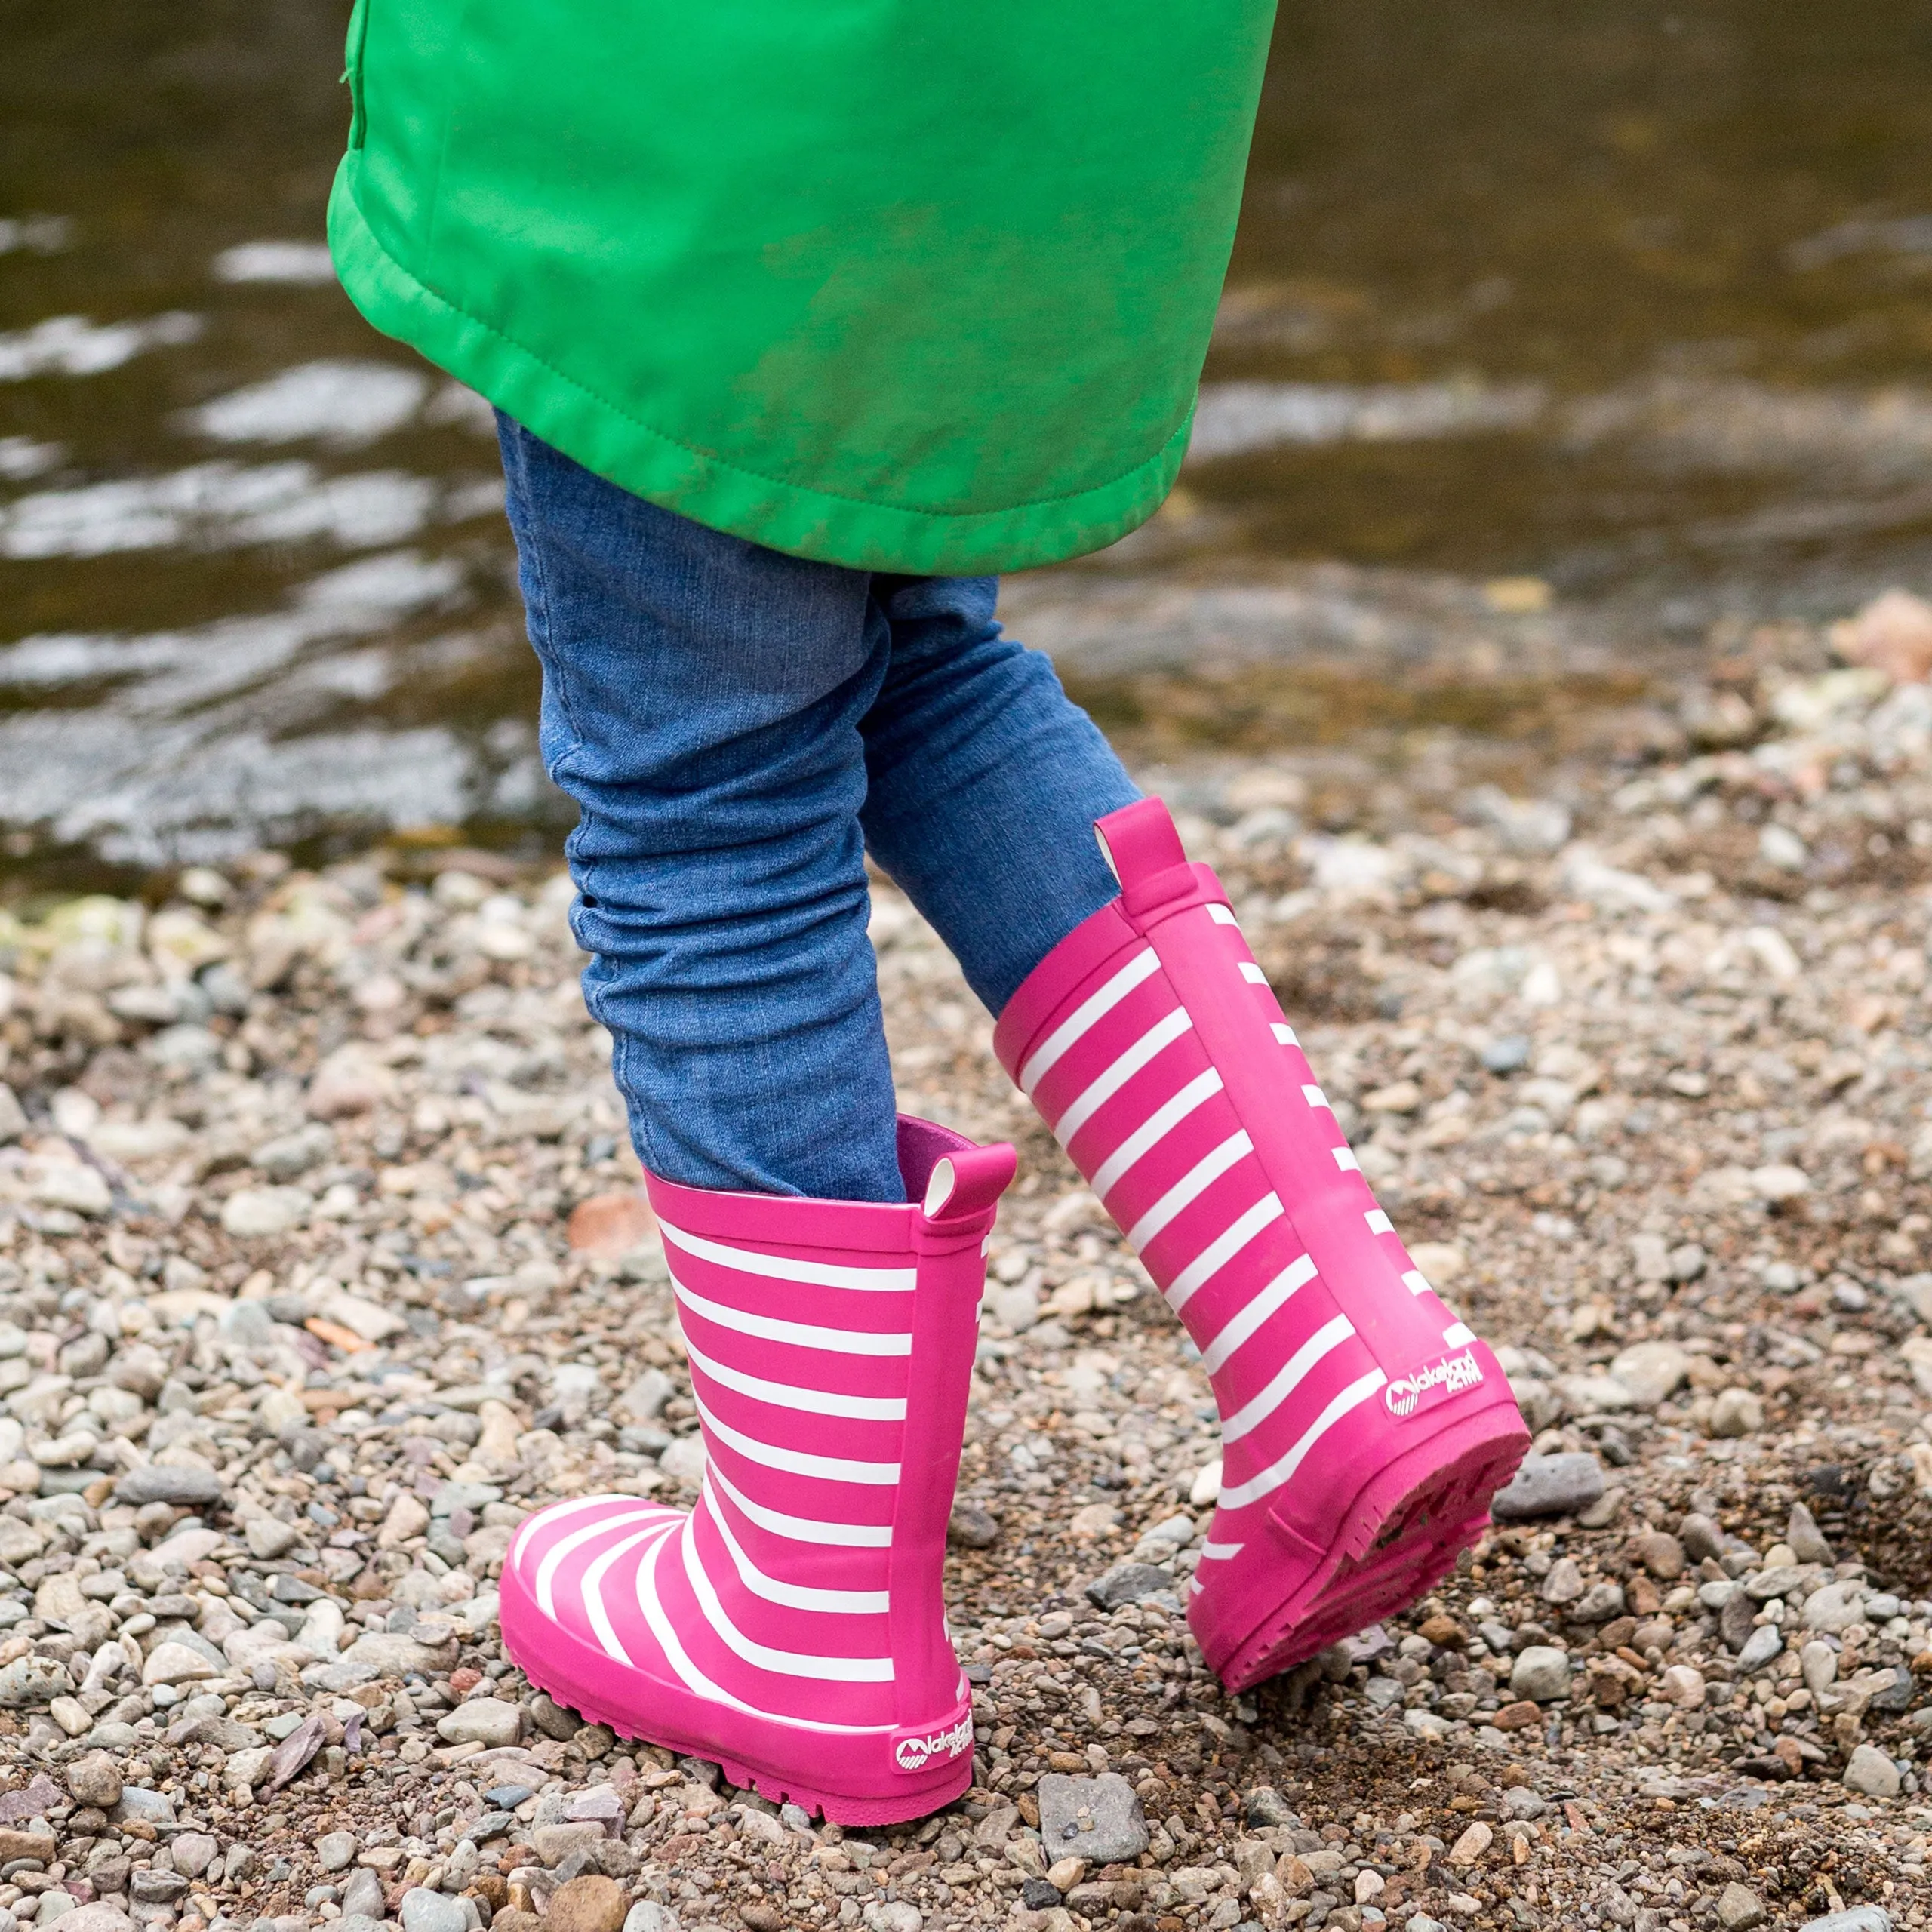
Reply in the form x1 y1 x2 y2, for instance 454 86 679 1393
1491 1453 1604 1521
1035 1772 1149 1863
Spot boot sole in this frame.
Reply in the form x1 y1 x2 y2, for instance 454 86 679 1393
500 1575 973 1828
1203 1401 1528 1693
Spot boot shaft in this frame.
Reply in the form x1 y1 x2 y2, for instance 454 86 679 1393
642 1116 1014 1724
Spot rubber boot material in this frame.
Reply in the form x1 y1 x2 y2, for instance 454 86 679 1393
499 1115 1015 1823
994 799 1527 1689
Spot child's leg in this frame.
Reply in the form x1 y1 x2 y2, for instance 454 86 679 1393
498 418 904 1202
857 574 1141 1014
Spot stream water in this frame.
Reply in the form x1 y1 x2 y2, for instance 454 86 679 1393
6 0 1932 878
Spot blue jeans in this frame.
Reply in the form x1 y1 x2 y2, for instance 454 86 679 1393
497 417 1139 1203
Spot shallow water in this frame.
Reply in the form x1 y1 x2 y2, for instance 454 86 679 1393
5 0 1932 874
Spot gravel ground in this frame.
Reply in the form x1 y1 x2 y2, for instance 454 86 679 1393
2 622 1932 1932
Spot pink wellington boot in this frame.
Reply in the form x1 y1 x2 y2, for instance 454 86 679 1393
994 799 1527 1690
499 1117 1014 1825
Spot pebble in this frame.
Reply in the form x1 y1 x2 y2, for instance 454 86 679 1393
1735 1624 1784 1673
340 1870 386 1919
1491 1452 1604 1520
544 1877 628 1932
1509 1646 1572 1703
1710 1387 1765 1437
1841 1743 1902 1798
1717 1883 1768 1930
114 1464 223 1507
1035 1773 1149 1863
1798 1914 1893 1932
64 1751 122 1809
1084 1562 1177 1610
435 1697 523 1747
399 1890 472 1932
316 1832 358 1872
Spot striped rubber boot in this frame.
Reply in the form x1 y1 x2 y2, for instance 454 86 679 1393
993 798 1527 1690
499 1116 1014 1825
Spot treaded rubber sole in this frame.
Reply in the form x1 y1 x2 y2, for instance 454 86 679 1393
500 1586 971 1827
1204 1404 1527 1693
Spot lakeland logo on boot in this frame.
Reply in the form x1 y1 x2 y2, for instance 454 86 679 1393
894 1712 974 1772
1385 1349 1483 1418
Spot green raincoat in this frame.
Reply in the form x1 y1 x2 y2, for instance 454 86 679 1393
328 3 1276 574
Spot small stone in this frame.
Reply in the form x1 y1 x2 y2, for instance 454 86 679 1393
1795 1912 1893 1932
1786 1501 1833 1565
1842 1743 1902 1799
0 1654 70 1707
1490 1453 1604 1521
341 1870 386 1919
317 1833 358 1872
171 1833 219 1879
946 1504 1000 1550
245 1515 303 1559
860 1907 921 1932
657 1435 707 1484
1718 1883 1767 1930
1737 1625 1784 1674
378 1491 431 1548
66 1751 122 1809
1801 1640 1839 1694
1189 1458 1222 1506
220 1186 312 1238
1607 1341 1690 1410
141 1640 218 1687
1539 1557 1584 1605
545 1876 628 1932
1660 1664 1706 1707
1084 1563 1175 1611
0 1829 57 1863
115 1464 223 1508
1447 1822 1492 1866
1711 1387 1764 1437
1628 1530 1685 1580
566 1192 657 1257
1509 1646 1572 1703
399 1888 470 1932
1035 1772 1149 1863
48 1694 91 1737
532 1823 608 1866
435 1697 522 1748
41 1910 134 1932
1802 1583 1867 1635
1678 1512 1725 1562
615 1369 672 1422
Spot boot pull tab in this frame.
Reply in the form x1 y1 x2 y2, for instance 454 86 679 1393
1095 798 1195 916
921 1142 1017 1222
